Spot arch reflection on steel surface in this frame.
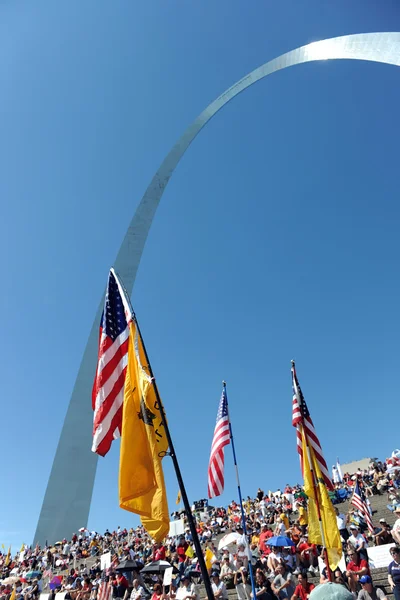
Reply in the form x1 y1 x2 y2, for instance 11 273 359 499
34 32 400 545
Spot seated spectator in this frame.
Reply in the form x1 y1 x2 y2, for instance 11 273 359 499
251 570 274 600
233 568 251 600
271 563 295 599
346 550 370 594
211 571 228 600
374 520 394 546
291 573 315 600
296 536 318 575
220 556 235 588
357 574 387 599
348 526 368 561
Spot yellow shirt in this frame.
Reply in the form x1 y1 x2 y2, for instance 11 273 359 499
299 506 308 525
280 513 290 531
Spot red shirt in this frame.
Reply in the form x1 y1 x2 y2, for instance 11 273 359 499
297 543 317 557
347 559 370 576
154 546 166 561
177 542 188 562
259 531 273 554
293 582 315 599
115 575 129 589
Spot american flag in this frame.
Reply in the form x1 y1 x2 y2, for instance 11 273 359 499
291 362 333 491
92 269 132 456
98 571 112 600
351 480 374 534
208 385 231 498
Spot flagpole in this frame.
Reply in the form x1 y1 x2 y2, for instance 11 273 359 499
116 279 214 600
223 382 257 600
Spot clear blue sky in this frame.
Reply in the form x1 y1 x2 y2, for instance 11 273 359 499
1 0 399 549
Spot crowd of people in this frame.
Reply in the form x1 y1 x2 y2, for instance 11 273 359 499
1 458 400 600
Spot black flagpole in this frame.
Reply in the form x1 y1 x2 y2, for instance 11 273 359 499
117 274 214 599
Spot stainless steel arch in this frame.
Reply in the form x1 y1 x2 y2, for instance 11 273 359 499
34 31 400 545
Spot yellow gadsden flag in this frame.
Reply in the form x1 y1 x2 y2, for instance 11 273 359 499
301 429 342 570
4 546 11 567
119 321 169 542
176 490 181 505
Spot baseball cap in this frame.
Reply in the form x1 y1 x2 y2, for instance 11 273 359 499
359 575 371 584
379 519 386 523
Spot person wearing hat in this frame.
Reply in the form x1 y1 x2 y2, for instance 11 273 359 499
348 526 368 561
179 575 199 600
357 574 387 599
392 508 400 546
374 520 393 546
211 571 228 600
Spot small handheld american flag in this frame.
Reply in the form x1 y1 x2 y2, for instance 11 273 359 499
292 361 333 491
92 269 132 457
208 385 231 498
351 480 374 534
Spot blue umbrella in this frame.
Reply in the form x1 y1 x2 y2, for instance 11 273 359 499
267 536 295 547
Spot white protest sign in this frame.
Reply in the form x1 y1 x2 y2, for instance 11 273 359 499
40 594 50 600
175 588 187 600
169 519 185 537
55 593 66 600
163 567 173 586
100 552 111 570
367 543 395 569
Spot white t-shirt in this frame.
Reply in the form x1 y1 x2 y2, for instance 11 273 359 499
211 581 228 600
349 533 367 549
392 518 400 534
